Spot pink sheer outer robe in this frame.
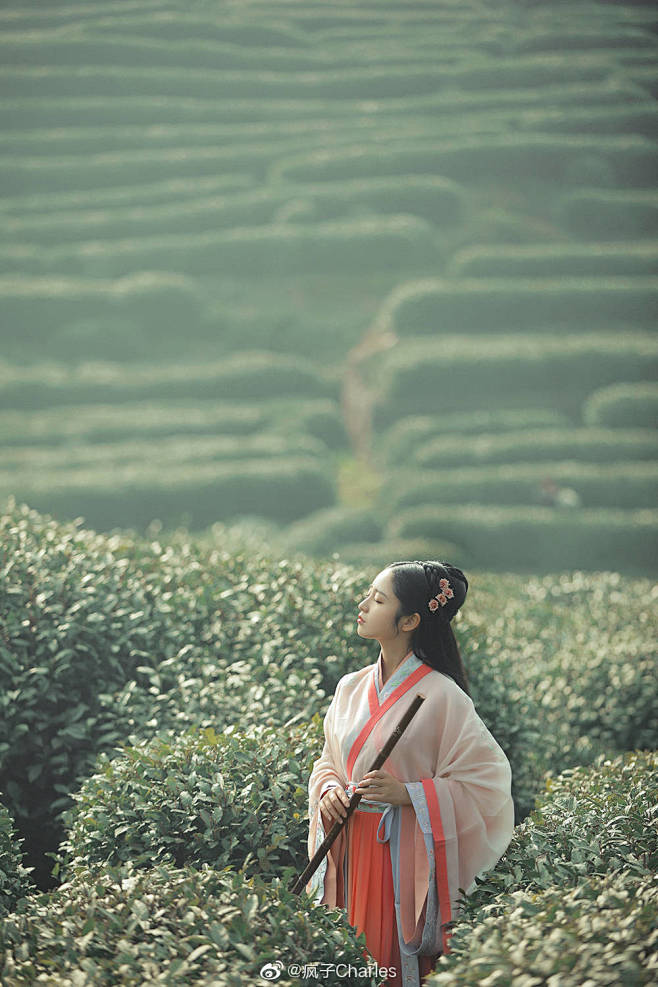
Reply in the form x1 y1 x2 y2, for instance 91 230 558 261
306 651 515 979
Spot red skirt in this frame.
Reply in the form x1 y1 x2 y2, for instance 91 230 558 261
345 808 438 986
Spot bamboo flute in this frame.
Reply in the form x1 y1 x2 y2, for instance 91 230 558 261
289 692 426 896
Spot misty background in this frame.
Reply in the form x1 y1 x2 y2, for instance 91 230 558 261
1 0 656 576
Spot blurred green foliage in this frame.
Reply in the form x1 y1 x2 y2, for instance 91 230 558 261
429 751 657 985
56 722 321 882
0 802 34 918
1 863 380 986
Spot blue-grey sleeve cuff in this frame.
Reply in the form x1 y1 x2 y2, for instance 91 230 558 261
404 781 433 834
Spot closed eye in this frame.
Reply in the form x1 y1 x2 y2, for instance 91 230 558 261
360 585 384 604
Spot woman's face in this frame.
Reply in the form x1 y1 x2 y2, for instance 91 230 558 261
356 567 404 643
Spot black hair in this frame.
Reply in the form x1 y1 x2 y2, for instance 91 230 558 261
388 560 471 697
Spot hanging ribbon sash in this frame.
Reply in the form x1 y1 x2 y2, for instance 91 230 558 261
421 778 453 955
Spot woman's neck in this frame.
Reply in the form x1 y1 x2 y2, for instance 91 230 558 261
380 642 414 684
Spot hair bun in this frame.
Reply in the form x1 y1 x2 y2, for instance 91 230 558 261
442 563 468 595
423 560 468 622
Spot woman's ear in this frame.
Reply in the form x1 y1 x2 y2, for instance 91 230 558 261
401 611 420 632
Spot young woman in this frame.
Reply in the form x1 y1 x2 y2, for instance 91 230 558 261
306 560 515 986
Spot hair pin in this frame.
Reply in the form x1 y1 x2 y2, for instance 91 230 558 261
428 577 454 611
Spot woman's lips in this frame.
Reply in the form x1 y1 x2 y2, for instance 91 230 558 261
357 615 365 624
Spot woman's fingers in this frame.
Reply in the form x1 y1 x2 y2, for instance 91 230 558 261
320 787 349 823
334 788 349 818
356 770 406 804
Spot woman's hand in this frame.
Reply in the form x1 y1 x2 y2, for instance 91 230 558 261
319 785 351 824
356 769 411 805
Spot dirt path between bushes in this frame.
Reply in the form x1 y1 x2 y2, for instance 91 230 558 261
341 321 397 461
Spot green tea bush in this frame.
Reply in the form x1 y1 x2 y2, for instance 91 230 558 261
301 175 465 226
0 64 449 103
270 133 656 186
51 314 193 364
194 20 308 48
2 432 327 472
0 400 267 446
377 410 571 466
442 58 608 94
465 572 657 781
0 172 253 214
0 349 337 410
13 215 440 279
382 461 658 511
3 499 544 878
583 381 658 429
532 750 656 874
5 503 653 892
91 643 326 763
377 275 658 335
91 597 537 825
0 801 33 917
512 26 655 57
0 863 381 987
430 752 657 985
511 100 658 140
414 427 658 470
371 333 658 425
555 188 658 239
0 77 639 133
389 504 658 575
8 176 464 242
0 505 321 873
447 241 658 278
0 396 345 449
268 177 442 226
454 628 543 823
101 551 371 707
0 135 311 198
9 188 280 243
461 750 657 914
0 504 369 880
284 506 384 557
429 869 657 986
56 723 321 881
0 270 204 343
0 501 237 881
267 398 349 450
60 653 537 909
3 455 337 530
0 34 323 76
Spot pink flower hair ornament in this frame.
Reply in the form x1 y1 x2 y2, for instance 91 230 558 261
428 577 454 611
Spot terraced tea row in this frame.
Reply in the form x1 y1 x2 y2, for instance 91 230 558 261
2 177 465 241
1 0 655 577
0 77 647 130
0 397 346 448
0 354 346 530
0 456 336 530
370 331 658 424
384 461 658 511
0 351 337 409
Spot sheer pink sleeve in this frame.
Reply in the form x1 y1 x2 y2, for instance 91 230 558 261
305 682 352 904
400 685 515 953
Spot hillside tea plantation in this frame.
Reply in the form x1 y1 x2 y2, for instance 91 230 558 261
0 0 656 576
1 502 656 984
1 0 657 981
